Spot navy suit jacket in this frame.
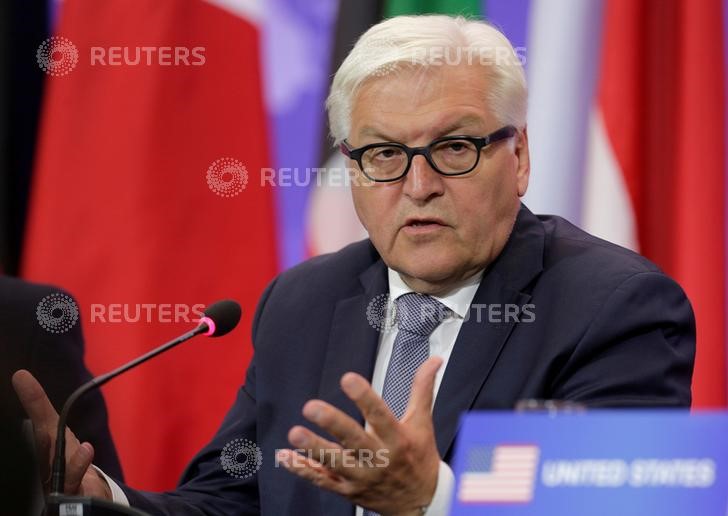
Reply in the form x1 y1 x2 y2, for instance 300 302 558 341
123 205 695 515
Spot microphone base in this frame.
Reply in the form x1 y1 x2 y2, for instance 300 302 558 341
45 494 151 516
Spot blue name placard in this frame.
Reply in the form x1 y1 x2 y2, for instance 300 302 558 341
449 411 728 515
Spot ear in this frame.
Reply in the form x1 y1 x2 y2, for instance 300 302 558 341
514 126 530 197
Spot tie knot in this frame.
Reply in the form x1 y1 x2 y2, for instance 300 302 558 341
395 293 451 335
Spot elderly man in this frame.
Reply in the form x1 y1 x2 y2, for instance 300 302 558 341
13 14 693 516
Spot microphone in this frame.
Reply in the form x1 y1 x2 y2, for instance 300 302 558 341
48 300 241 498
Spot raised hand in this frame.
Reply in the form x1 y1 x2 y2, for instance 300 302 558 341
12 370 112 499
277 357 443 516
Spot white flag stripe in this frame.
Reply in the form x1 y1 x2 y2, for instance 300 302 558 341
462 479 533 486
460 487 535 496
460 491 533 501
583 107 639 250
492 459 538 466
524 0 604 223
460 497 531 502
460 493 532 502
461 485 534 492
461 488 533 496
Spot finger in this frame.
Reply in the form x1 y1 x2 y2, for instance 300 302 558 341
276 449 346 494
12 370 59 430
340 373 399 443
402 357 443 424
288 425 343 466
302 400 375 452
64 442 94 495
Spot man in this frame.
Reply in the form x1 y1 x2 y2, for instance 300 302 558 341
13 14 694 516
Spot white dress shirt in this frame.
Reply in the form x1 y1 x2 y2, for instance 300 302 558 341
102 267 484 514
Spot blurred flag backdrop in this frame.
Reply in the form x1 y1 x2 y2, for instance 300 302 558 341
9 0 727 490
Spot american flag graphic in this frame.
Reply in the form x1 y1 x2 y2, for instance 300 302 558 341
457 445 540 503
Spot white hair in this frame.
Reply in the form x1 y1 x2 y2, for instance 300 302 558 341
326 15 527 145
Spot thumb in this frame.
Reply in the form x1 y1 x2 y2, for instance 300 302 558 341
404 357 443 424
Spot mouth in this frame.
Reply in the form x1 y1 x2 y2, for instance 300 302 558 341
401 217 449 235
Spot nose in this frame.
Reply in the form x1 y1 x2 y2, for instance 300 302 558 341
402 154 445 204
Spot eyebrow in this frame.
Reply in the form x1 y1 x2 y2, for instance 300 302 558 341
357 115 487 143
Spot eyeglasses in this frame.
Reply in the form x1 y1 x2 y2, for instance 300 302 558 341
340 125 517 183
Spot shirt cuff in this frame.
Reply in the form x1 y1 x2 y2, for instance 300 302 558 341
93 466 130 507
424 460 455 515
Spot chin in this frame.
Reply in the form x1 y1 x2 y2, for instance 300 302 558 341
393 253 464 285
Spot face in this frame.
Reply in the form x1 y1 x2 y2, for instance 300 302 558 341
347 63 530 295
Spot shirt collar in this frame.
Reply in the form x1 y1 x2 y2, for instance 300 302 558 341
387 267 484 319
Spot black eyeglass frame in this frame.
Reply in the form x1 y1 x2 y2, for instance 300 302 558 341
340 125 517 183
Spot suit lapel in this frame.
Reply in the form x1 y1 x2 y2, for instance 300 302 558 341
317 250 388 516
432 205 545 458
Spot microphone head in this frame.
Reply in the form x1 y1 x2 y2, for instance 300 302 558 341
200 300 241 337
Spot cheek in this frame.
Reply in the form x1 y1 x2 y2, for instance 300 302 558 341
352 187 397 237
451 170 518 239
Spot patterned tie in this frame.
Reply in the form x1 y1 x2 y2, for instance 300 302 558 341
381 293 450 419
363 293 449 516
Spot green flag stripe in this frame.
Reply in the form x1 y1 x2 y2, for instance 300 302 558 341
384 0 482 18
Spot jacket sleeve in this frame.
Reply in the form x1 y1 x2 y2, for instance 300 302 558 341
552 271 695 407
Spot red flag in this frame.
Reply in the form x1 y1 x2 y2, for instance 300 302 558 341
597 0 726 406
23 0 277 489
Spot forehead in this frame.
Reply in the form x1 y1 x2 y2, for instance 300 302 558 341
350 64 494 142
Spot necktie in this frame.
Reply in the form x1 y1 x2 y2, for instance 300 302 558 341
363 293 449 516
380 292 450 419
